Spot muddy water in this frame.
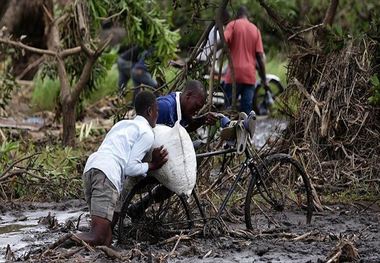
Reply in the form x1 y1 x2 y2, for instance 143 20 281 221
253 117 287 149
0 201 88 262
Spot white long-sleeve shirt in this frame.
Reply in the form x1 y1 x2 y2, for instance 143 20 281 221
83 115 154 193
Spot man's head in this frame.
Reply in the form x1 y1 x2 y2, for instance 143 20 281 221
180 80 206 120
237 6 249 19
180 80 206 119
135 90 158 127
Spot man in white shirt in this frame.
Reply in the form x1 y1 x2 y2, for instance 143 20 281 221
77 91 168 246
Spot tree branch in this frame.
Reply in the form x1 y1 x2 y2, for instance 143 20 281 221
16 56 45 80
0 38 56 56
57 55 71 103
215 0 237 108
0 152 41 180
71 36 111 101
322 0 339 26
75 1 90 43
257 0 309 46
70 56 96 102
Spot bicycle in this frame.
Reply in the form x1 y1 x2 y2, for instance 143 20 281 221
118 122 313 242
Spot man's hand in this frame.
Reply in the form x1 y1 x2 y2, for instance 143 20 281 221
133 68 144 76
149 145 168 171
262 79 270 92
203 112 219 125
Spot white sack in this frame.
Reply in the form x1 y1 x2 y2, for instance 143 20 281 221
150 92 197 196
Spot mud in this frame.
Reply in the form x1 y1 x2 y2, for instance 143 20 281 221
1 200 379 262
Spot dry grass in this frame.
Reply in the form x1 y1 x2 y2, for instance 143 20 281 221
278 38 380 195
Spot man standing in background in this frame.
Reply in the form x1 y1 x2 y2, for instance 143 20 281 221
223 6 268 114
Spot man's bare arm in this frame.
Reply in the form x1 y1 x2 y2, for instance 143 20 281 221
256 52 267 88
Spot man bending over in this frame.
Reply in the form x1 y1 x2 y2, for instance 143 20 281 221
77 91 168 246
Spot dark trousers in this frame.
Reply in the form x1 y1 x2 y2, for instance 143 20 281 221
223 83 255 114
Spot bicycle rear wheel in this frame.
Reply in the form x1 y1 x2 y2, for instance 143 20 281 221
118 179 193 243
244 153 313 230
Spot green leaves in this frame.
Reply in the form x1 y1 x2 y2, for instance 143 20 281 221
369 74 380 105
0 71 18 111
0 141 19 165
121 0 180 63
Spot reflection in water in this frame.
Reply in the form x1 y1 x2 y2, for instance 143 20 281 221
0 208 86 262
0 224 36 235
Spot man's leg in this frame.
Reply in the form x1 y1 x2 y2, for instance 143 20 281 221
117 57 131 93
240 84 255 115
77 169 118 246
138 71 158 89
223 83 243 109
223 83 232 107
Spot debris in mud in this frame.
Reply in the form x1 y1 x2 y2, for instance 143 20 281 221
326 239 359 263
38 212 59 229
5 244 15 261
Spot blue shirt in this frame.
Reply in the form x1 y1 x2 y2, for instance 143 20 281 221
157 93 189 128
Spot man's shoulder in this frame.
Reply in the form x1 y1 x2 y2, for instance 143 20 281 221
230 18 257 28
158 92 176 101
157 93 176 108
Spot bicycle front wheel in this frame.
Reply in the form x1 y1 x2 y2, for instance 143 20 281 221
244 153 313 230
118 181 193 243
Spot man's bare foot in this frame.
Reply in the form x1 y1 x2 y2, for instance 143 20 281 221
75 215 112 246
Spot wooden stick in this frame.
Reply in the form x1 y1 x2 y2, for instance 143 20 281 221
292 231 314 241
169 231 183 255
48 233 73 250
326 250 342 263
97 246 124 260
61 247 83 259
157 234 191 246
71 233 95 252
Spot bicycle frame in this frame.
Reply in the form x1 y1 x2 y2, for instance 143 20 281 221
195 145 261 220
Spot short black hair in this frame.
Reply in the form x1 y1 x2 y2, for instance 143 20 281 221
134 90 156 115
237 6 249 18
183 80 206 98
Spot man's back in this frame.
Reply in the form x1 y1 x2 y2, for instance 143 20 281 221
156 92 188 128
224 18 263 85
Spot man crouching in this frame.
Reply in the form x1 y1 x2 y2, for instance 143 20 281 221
77 91 168 246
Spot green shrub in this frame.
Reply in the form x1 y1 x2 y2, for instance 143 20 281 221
31 75 60 111
86 65 118 104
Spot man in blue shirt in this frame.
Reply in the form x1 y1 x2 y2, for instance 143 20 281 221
131 48 158 100
156 80 217 131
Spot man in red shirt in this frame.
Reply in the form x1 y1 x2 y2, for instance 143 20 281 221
223 6 268 114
